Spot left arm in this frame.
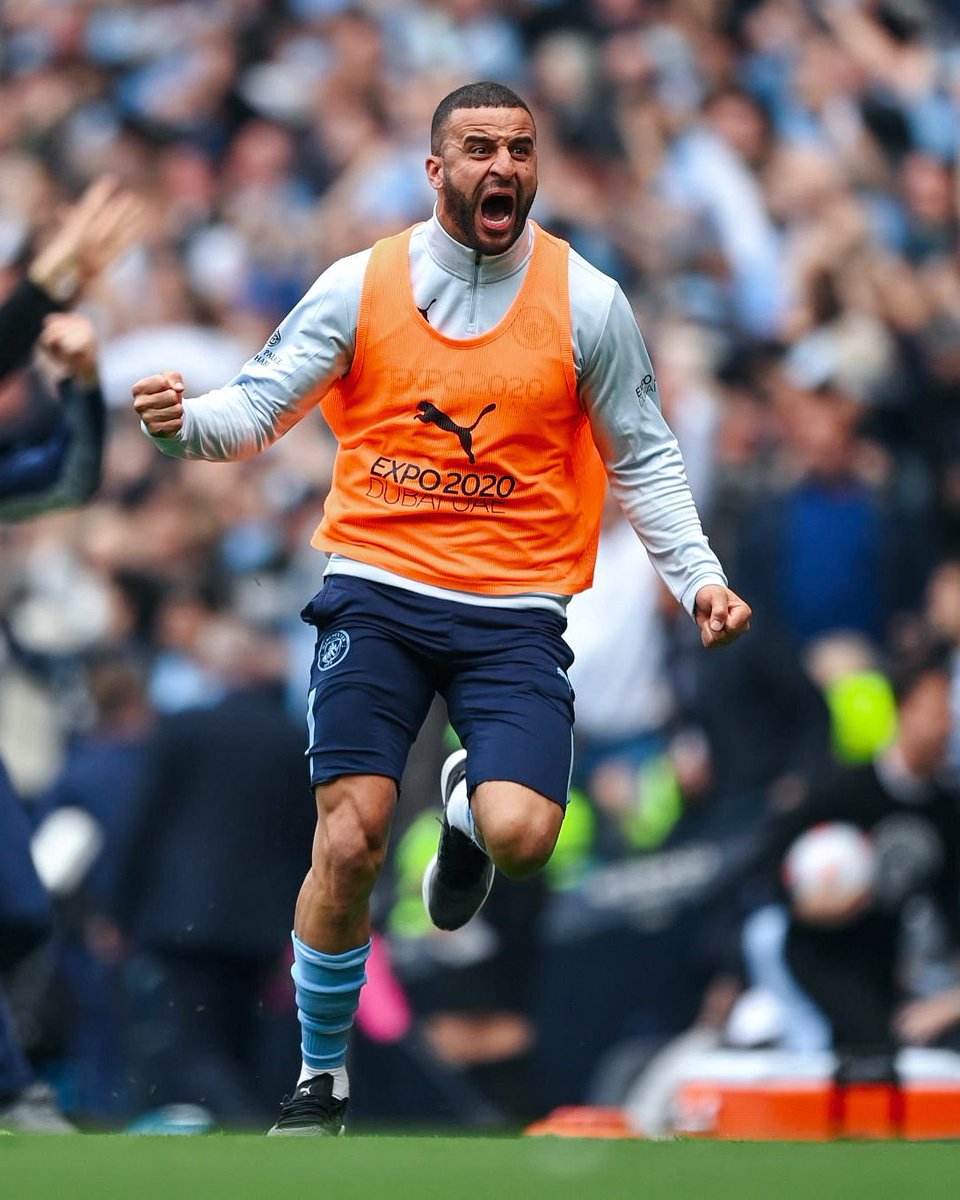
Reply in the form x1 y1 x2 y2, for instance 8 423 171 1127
579 285 750 646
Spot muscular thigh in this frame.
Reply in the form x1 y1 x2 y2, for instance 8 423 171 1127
302 576 437 789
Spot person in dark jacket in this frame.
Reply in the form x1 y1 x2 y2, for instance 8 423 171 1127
0 177 140 1132
0 760 69 1132
0 177 139 517
757 644 960 1055
113 616 316 1126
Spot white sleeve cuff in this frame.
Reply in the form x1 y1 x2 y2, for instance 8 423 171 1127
680 573 728 618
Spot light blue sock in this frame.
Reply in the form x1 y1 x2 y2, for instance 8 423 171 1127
291 933 371 1072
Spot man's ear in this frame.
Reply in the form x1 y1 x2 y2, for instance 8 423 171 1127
425 155 443 193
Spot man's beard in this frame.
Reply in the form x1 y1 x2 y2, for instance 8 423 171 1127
441 179 535 255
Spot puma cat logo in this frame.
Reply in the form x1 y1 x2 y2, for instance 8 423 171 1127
414 401 496 464
417 298 438 323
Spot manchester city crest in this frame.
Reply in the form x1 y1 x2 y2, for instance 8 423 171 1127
318 629 350 671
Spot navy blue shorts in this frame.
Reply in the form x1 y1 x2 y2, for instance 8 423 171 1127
301 575 575 807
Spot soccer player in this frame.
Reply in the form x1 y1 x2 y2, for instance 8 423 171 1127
132 81 751 1135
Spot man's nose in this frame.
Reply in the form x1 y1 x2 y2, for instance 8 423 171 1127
488 145 516 178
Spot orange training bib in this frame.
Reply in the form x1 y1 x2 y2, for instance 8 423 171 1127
312 221 607 595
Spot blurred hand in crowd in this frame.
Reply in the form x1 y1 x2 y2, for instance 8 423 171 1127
36 312 100 389
894 987 960 1046
27 176 144 304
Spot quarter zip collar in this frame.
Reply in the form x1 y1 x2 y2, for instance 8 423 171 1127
424 206 533 283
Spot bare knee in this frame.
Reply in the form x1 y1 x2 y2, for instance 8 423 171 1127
474 785 563 878
296 776 395 950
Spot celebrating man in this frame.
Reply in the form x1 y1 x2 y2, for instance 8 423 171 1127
133 81 750 1134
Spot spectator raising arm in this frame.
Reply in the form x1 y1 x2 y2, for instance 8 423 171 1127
0 177 142 383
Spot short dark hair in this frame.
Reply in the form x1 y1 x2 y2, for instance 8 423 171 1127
430 81 533 154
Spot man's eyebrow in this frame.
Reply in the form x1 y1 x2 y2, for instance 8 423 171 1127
461 133 535 146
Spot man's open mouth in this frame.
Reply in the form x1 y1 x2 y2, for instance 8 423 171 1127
479 191 516 233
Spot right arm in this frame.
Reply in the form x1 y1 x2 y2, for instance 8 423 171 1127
134 252 367 459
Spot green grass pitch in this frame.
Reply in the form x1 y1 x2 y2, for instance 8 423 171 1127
2 1135 959 1200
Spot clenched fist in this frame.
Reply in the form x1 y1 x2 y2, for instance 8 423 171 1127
693 584 752 649
132 372 185 437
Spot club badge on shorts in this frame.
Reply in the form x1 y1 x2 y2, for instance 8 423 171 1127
318 630 350 671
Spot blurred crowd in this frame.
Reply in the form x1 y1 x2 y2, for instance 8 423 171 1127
6 0 960 1132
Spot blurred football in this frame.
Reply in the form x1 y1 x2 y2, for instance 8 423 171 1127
783 821 877 911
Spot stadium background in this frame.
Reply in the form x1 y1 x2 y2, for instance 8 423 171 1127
4 0 960 1143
